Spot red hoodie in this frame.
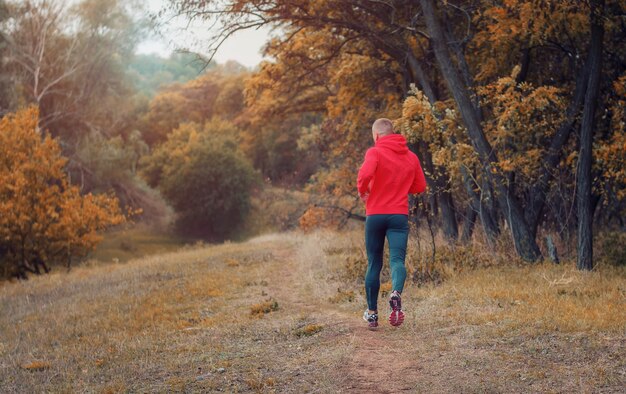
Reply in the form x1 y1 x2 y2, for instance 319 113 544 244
357 134 427 215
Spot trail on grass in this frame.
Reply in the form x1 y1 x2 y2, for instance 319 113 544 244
269 242 422 393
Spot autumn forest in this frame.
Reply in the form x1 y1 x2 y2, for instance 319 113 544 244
1 0 624 278
0 0 625 391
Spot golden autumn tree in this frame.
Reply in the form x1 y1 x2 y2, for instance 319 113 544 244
139 65 250 146
243 25 405 212
0 107 126 279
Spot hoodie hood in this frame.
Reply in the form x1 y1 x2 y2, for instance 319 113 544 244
375 133 409 154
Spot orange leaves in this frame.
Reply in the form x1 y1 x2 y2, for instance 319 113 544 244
399 85 477 178
478 75 566 182
299 206 342 231
0 107 125 278
598 74 626 197
595 132 626 202
470 0 590 82
400 88 441 145
141 68 249 146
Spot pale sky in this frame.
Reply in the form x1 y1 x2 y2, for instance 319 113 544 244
136 0 272 68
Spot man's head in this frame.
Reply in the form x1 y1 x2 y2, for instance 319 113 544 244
371 118 394 142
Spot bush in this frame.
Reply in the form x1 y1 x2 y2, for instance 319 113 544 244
596 232 626 266
0 107 126 279
141 120 257 240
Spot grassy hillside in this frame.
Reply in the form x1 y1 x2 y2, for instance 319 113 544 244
1 231 624 392
88 226 189 264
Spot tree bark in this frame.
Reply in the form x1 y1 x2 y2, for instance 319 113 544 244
461 200 477 243
479 176 500 242
420 0 541 261
404 57 459 243
459 168 499 244
576 0 604 271
415 143 459 242
525 49 591 236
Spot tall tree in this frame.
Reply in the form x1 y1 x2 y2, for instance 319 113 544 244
419 0 542 260
577 0 605 270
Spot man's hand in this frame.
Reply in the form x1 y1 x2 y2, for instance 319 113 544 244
360 192 369 203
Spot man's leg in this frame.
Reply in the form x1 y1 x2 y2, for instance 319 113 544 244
386 214 408 327
386 214 409 293
364 215 386 312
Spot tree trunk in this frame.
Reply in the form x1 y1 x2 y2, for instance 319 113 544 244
576 0 604 271
439 187 458 242
419 0 541 261
460 168 499 244
405 55 460 242
525 47 592 237
412 142 459 242
479 176 500 242
461 201 477 243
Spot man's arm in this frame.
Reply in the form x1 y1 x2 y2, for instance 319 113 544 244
409 156 427 194
357 148 378 197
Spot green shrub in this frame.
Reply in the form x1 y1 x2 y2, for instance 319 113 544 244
141 120 258 240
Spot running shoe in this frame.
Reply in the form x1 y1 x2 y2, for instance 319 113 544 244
362 310 378 329
388 290 405 327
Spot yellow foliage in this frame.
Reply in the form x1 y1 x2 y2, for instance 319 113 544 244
0 107 125 278
477 76 566 183
471 0 589 81
299 206 342 231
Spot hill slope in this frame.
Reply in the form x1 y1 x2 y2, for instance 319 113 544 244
1 231 624 392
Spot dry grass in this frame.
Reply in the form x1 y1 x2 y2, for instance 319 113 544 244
1 229 624 393
316 229 626 392
0 233 349 392
250 299 279 316
88 225 189 263
425 263 626 334
242 186 311 237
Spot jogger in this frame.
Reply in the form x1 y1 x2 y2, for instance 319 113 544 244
364 214 408 312
357 118 426 329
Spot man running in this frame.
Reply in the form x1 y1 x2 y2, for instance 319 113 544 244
357 118 427 329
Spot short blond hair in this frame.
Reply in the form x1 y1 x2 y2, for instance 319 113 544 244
372 118 394 136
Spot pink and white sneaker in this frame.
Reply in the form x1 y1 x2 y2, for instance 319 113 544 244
363 310 378 330
388 290 405 327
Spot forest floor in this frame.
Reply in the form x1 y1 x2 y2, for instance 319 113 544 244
1 231 625 393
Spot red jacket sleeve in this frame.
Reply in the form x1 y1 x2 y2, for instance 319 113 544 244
409 155 427 194
357 148 378 196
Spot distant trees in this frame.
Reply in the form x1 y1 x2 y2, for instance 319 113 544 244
127 52 212 98
141 120 258 240
0 108 126 279
138 67 241 146
2 0 141 137
138 64 317 184
0 0 174 225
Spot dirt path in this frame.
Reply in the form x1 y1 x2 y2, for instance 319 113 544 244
268 242 423 393
264 235 625 394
